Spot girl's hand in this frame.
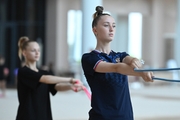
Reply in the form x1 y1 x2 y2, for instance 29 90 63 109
140 72 154 82
70 79 82 84
130 58 143 69
70 79 84 92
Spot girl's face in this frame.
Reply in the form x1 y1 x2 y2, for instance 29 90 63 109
23 42 40 62
93 15 116 42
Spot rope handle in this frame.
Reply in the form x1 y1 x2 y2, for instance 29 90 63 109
134 68 180 82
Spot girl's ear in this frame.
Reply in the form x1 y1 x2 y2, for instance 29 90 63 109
22 50 26 58
92 27 97 36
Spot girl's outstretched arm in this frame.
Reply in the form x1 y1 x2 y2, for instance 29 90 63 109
95 61 153 82
40 76 79 84
55 82 84 92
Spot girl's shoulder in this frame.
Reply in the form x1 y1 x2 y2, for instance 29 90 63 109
111 50 129 57
17 66 29 76
111 50 127 54
38 69 50 75
82 50 100 59
18 66 43 75
18 66 28 72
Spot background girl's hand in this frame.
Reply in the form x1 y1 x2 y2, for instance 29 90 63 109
71 84 84 92
70 79 84 92
140 72 154 82
70 79 82 84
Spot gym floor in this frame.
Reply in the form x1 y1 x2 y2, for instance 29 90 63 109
0 85 180 120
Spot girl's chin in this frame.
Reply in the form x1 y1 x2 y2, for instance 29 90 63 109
107 39 113 42
33 59 39 62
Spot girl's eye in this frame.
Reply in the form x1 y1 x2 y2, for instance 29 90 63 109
31 49 40 52
104 24 109 27
31 49 36 52
113 25 116 28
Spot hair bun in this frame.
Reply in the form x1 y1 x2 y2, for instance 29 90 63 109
96 6 103 15
92 6 110 27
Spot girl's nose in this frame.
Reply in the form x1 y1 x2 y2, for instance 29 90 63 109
36 50 40 54
109 26 114 31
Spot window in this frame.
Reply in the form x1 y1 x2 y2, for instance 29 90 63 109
128 12 142 59
67 10 82 62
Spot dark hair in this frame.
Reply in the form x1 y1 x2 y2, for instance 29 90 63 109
92 6 110 28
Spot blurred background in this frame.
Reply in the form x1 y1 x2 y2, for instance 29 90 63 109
0 0 180 120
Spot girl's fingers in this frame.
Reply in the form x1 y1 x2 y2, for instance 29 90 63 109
131 60 143 68
142 72 154 82
72 84 85 92
74 88 78 92
147 72 154 82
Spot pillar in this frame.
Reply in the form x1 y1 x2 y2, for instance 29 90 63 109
174 0 180 77
81 0 102 53
81 0 102 85
46 0 69 74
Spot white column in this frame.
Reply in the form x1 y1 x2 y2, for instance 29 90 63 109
174 0 180 77
81 0 102 53
46 0 56 74
81 0 102 86
46 0 69 75
149 0 164 67
111 15 128 52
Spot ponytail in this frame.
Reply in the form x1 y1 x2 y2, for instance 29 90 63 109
18 36 29 60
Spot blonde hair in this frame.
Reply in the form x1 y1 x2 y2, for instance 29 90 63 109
18 36 29 60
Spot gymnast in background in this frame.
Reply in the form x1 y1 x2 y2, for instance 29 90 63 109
16 36 84 120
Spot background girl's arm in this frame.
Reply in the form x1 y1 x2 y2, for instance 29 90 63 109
40 76 79 84
54 82 83 92
40 76 84 91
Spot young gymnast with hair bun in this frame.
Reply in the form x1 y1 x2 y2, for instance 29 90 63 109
81 6 154 120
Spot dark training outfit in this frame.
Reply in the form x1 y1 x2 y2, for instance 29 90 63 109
81 50 134 120
16 66 57 120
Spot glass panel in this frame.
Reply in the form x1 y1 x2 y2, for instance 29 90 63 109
128 12 142 59
67 10 82 62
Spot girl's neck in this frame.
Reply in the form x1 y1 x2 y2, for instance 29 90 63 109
25 62 38 72
95 44 111 54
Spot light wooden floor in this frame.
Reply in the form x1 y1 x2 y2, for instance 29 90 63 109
0 85 180 120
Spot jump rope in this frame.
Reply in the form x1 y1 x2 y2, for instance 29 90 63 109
135 60 180 82
76 60 180 100
134 67 180 82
